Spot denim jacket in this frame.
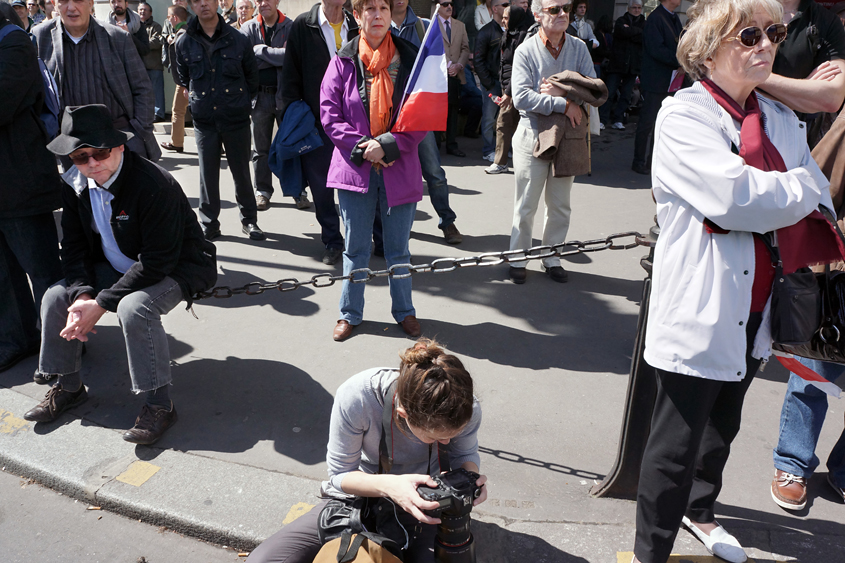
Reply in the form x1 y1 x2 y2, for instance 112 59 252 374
174 15 259 131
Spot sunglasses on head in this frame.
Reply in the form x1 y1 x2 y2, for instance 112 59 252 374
69 147 112 166
727 23 787 48
542 3 573 15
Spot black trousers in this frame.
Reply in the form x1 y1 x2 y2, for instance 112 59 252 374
632 91 668 169
300 131 344 250
634 314 762 563
445 76 462 151
195 123 257 232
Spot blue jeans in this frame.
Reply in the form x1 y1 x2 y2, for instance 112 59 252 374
418 132 456 229
0 214 62 363
773 357 845 488
481 83 500 156
337 169 416 325
39 264 183 392
147 69 166 120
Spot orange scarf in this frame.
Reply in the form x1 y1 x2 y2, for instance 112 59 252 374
359 31 396 138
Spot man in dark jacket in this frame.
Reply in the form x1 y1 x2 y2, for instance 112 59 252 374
25 105 217 446
240 0 304 212
281 0 358 264
631 0 681 174
175 0 264 241
600 0 644 130
474 0 506 161
108 0 151 57
0 9 63 374
139 2 165 122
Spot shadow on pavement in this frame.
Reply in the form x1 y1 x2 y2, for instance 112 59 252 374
478 446 604 480
197 266 321 317
473 519 590 562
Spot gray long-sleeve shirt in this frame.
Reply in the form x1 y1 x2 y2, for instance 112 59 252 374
324 368 482 499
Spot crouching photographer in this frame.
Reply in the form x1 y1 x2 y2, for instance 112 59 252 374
247 339 487 563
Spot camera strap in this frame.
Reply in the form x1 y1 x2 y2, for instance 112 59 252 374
379 379 450 476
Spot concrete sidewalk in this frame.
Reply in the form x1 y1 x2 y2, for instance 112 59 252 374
1 127 843 562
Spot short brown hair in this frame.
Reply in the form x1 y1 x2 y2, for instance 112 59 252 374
395 339 474 433
168 4 188 21
352 0 393 19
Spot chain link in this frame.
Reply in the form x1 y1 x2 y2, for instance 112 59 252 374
194 231 652 300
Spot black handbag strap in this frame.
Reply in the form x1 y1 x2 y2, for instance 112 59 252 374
337 531 366 563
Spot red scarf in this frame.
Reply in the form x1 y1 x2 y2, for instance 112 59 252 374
257 10 286 43
701 78 845 275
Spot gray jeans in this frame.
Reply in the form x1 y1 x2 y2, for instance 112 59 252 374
39 264 183 393
251 90 281 200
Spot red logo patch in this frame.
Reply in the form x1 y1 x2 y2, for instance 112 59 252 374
116 210 129 221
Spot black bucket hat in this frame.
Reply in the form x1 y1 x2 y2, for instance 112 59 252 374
46 105 133 156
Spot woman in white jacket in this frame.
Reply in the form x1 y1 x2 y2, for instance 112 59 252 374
631 0 842 562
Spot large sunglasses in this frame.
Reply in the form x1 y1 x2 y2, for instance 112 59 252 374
727 24 787 48
69 147 112 166
542 4 573 15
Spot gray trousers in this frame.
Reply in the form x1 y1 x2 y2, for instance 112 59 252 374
247 499 437 563
39 263 183 393
251 91 282 200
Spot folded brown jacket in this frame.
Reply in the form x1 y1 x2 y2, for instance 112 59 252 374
533 71 608 178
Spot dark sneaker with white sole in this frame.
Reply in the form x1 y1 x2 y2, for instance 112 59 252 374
23 384 88 422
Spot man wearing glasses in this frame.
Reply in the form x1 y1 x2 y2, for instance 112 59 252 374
508 0 593 284
25 105 217 446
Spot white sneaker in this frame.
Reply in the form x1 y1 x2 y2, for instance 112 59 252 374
612 122 625 130
681 516 747 563
485 163 508 174
483 152 495 162
599 122 606 130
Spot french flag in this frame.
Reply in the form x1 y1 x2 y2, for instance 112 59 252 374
772 351 842 398
393 20 448 132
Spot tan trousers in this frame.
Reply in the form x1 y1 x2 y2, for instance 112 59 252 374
509 125 574 269
171 85 189 148
494 102 520 166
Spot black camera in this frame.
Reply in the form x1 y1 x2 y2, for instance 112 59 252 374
417 468 483 563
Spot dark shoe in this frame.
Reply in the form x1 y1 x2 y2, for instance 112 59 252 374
333 320 355 342
160 141 183 153
123 403 178 445
33 371 57 385
447 148 466 157
203 227 222 241
295 193 311 210
829 473 845 502
509 267 527 284
23 384 88 423
631 162 650 175
771 469 807 510
322 247 343 265
256 195 270 211
399 315 421 337
543 265 569 283
0 343 40 373
442 224 463 245
242 223 266 241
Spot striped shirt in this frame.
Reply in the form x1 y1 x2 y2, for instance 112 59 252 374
61 28 126 123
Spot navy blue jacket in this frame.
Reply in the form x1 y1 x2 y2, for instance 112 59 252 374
174 14 258 131
268 100 323 197
639 4 682 94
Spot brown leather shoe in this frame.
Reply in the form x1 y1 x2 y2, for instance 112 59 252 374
442 224 463 245
23 384 88 423
123 403 178 445
256 194 270 211
771 469 807 510
333 320 355 341
399 315 421 337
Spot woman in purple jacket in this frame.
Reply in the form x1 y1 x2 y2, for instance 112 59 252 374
320 0 426 342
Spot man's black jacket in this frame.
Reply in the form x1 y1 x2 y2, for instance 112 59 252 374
174 14 258 132
639 4 682 93
281 3 358 131
0 18 61 219
474 18 503 93
607 11 644 76
61 150 217 311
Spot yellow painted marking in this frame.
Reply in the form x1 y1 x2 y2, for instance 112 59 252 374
617 554 789 563
0 409 30 436
282 502 315 525
115 461 161 487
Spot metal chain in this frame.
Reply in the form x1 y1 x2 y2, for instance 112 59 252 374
194 231 655 300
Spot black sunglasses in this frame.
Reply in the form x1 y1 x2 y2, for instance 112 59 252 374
69 147 112 166
440 2 453 6
542 4 573 16
727 24 788 48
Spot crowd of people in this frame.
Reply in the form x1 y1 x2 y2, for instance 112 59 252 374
2 0 845 562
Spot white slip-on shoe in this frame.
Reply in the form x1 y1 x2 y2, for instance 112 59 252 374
682 516 747 563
